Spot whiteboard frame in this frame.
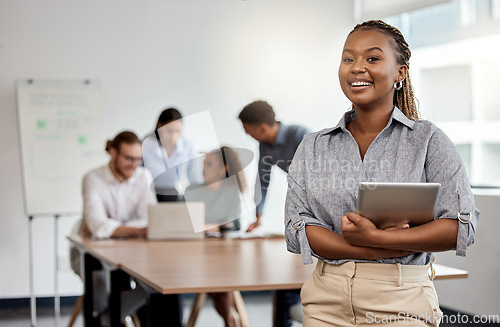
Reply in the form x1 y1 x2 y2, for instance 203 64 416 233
16 79 105 216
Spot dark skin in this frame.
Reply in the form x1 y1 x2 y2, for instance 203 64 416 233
306 28 458 260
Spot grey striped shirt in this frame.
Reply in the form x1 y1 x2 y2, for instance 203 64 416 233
285 108 479 265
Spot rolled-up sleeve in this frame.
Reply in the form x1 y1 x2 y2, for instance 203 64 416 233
426 128 479 256
285 140 331 265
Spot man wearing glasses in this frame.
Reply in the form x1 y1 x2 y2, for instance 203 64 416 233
78 130 183 326
82 130 155 238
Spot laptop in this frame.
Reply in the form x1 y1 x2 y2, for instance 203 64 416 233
357 182 441 229
147 202 205 240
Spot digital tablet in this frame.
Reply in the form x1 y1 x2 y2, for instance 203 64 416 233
356 182 441 229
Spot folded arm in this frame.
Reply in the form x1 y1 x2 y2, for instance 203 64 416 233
341 212 458 252
306 225 414 260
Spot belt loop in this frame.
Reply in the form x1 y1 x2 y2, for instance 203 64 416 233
396 263 402 287
319 260 325 276
429 257 436 281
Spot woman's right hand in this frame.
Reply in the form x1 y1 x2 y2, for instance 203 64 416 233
306 225 414 260
347 221 414 259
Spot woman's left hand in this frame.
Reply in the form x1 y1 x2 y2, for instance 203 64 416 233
341 212 379 247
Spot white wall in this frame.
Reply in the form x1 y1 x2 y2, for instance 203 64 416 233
0 0 354 298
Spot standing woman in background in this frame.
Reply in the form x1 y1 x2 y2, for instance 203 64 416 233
285 20 479 326
142 108 203 201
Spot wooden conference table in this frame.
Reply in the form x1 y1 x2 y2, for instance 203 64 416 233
68 235 468 327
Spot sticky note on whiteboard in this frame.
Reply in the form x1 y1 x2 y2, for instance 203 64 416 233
78 135 88 145
36 119 46 130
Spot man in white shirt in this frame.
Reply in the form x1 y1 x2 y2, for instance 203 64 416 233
82 131 156 238
77 131 182 326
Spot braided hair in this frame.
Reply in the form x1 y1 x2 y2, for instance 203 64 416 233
349 20 420 121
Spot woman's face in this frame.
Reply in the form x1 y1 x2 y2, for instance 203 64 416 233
158 120 183 148
338 28 406 110
203 153 226 184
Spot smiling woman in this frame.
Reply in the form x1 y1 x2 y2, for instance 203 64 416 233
284 20 479 327
339 20 418 122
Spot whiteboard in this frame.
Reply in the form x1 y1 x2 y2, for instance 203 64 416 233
16 80 106 216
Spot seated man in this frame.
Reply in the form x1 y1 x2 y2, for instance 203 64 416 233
82 131 154 238
72 131 182 326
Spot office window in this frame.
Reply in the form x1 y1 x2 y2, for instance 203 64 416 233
480 58 500 120
493 0 500 19
456 144 473 181
412 51 500 186
459 0 477 26
384 0 500 48
481 144 500 185
384 0 500 187
419 65 472 123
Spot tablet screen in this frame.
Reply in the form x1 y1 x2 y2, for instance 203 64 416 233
356 182 441 229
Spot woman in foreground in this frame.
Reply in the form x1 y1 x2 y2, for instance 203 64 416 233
285 20 479 327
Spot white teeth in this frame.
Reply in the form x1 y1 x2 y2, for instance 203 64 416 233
351 81 372 86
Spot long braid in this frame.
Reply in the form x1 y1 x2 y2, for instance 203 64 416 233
349 20 420 121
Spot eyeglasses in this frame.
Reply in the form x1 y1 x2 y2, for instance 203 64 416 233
118 151 143 164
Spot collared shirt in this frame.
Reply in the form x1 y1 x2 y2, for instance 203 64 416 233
256 123 310 214
82 165 157 238
142 134 203 192
285 108 479 265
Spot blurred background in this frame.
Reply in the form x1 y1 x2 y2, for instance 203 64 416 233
0 0 499 322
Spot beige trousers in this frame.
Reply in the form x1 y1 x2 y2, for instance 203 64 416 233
301 261 442 327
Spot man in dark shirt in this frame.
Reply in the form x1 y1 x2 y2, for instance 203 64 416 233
238 100 310 327
239 100 310 232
